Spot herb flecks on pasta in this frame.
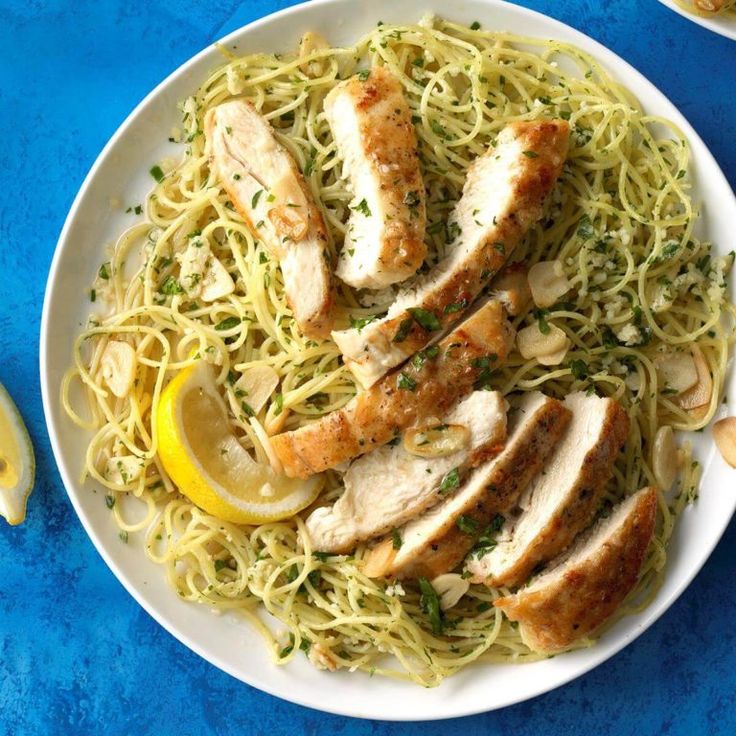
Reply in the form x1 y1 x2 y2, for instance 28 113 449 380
62 16 733 686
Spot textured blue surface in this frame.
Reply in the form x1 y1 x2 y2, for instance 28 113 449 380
1 0 735 733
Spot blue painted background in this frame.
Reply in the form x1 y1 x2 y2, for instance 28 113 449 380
1 0 735 733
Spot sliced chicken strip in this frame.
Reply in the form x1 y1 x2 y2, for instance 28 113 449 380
495 486 657 654
325 67 426 289
305 391 507 553
363 393 570 579
467 392 629 588
332 119 569 388
205 99 334 338
271 299 514 478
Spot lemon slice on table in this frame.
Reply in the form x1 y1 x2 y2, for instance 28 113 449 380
0 383 36 526
156 361 322 524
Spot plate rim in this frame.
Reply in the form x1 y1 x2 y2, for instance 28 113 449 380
39 0 736 720
657 0 736 41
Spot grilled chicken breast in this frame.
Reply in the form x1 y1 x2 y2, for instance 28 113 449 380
495 486 657 654
205 99 334 338
325 67 427 289
363 393 570 579
332 119 569 388
271 299 514 478
467 392 629 588
305 391 507 553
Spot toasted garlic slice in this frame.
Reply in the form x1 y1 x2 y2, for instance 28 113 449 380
431 573 470 611
235 365 280 415
489 264 531 316
652 425 677 491
179 241 235 302
678 346 712 410
101 341 137 398
105 455 143 486
404 423 470 458
268 205 309 243
517 322 568 360
713 417 736 468
298 31 330 78
537 340 571 366
528 260 570 308
655 352 698 395
201 257 235 302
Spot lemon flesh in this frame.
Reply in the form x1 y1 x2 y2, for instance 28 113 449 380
156 361 322 523
0 383 36 525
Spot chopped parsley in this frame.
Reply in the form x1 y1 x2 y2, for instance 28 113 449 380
251 189 264 208
98 263 110 280
149 165 165 182
522 150 539 158
534 308 551 335
408 307 441 332
391 528 403 550
105 495 115 509
357 69 371 81
349 314 377 332
392 318 414 343
418 577 443 635
161 276 184 295
577 214 594 240
397 372 417 391
444 299 468 314
215 316 241 331
439 467 460 494
352 198 372 217
470 20 481 30
569 359 588 380
456 515 480 535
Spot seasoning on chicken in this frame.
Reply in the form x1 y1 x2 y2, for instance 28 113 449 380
362 393 570 579
325 67 426 289
332 119 570 388
305 391 507 552
466 392 629 588
205 99 334 338
494 486 657 654
271 299 515 478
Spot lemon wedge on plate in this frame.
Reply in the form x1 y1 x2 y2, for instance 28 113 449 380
156 361 322 524
0 383 36 526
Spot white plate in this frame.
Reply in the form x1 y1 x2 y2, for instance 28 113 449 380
40 0 736 720
658 0 736 40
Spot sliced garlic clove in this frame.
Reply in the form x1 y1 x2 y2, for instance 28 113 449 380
403 423 471 458
677 346 713 410
655 352 698 395
105 455 143 486
101 340 137 398
430 573 470 611
488 264 531 316
713 417 736 468
298 31 330 78
528 260 571 308
235 365 280 416
517 322 568 360
652 425 677 491
536 339 571 366
268 204 309 242
200 256 235 302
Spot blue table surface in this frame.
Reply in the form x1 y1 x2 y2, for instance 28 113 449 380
2 0 735 733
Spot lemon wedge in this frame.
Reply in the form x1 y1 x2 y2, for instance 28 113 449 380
156 361 322 523
0 383 35 525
